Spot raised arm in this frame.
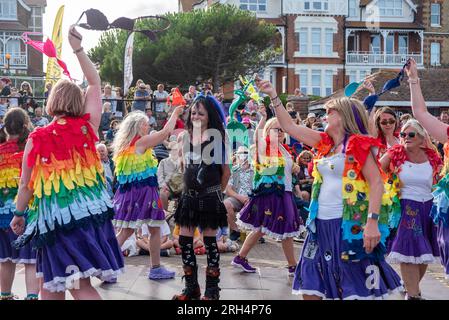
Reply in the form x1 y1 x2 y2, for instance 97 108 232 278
68 25 102 133
256 78 321 147
136 106 184 151
406 58 448 144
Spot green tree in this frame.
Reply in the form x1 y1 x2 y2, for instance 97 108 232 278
89 5 279 91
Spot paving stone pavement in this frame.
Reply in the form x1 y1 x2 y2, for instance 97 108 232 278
9 239 449 300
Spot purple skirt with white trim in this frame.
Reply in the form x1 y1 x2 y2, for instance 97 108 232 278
293 218 403 300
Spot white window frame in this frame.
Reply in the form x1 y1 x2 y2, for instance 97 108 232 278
0 0 18 21
431 42 441 66
431 3 441 27
398 35 408 55
300 70 308 95
348 70 357 84
239 0 267 13
370 35 381 54
386 34 395 54
311 28 321 55
348 0 357 17
325 70 333 96
378 0 403 17
31 7 43 33
299 28 308 54
325 28 333 56
297 27 336 57
311 70 322 96
304 0 329 12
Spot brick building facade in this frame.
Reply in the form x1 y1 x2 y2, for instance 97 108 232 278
0 0 46 77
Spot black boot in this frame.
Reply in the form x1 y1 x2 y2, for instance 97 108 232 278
172 265 201 300
201 267 221 300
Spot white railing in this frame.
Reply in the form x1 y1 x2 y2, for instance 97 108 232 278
270 53 285 64
0 54 28 68
346 52 422 66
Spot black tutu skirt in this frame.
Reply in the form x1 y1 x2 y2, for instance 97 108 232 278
174 190 227 230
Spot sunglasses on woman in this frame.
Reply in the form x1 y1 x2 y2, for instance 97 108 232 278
380 119 396 126
271 128 284 133
400 132 416 139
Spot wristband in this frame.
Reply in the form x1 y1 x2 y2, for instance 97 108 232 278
270 96 279 101
14 210 26 217
74 47 84 54
367 213 379 221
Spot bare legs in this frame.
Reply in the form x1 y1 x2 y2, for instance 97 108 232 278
401 263 428 297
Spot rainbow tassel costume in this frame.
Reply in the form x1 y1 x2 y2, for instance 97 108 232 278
238 141 301 240
0 140 22 229
14 115 114 249
308 133 391 262
431 142 449 227
112 137 165 229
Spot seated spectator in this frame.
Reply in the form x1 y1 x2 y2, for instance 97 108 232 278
146 107 157 129
172 224 204 255
184 85 198 106
137 222 174 257
224 146 254 241
153 137 170 163
106 120 120 145
158 141 182 211
215 227 239 253
100 102 114 139
8 87 20 108
295 151 314 199
102 84 117 114
96 143 115 197
32 107 49 128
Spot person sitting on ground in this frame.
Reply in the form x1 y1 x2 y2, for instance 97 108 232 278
137 221 174 257
172 224 204 255
223 146 254 242
158 141 182 212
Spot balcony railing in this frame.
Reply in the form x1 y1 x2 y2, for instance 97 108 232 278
0 54 28 68
346 52 422 66
270 53 285 65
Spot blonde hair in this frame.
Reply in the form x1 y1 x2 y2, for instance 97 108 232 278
402 119 437 152
20 81 33 94
46 79 84 117
263 118 281 140
112 111 149 158
324 97 369 135
103 102 112 113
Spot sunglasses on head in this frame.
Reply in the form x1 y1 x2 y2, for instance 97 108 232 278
400 132 416 139
380 119 396 126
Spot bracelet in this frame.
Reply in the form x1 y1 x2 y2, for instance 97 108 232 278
270 95 279 101
73 47 84 54
367 213 379 221
407 78 420 85
14 210 26 217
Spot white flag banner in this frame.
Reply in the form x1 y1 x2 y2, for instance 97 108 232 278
124 32 135 96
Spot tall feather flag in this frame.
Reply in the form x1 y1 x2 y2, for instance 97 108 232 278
46 5 65 86
123 32 135 96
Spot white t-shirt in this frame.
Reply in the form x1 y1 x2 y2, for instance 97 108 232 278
317 153 345 220
141 221 171 238
399 161 433 202
154 91 169 113
281 147 294 192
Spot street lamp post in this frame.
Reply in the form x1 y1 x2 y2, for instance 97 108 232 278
5 53 11 76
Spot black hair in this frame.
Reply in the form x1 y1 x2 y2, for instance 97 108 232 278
4 108 31 151
186 96 225 142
